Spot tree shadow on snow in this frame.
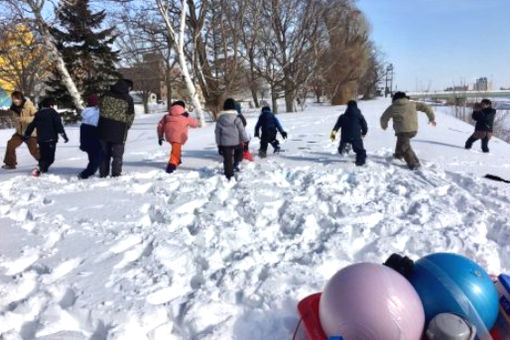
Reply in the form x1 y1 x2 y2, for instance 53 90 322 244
279 153 351 165
413 139 466 150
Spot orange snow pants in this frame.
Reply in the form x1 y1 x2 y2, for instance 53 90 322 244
169 143 182 166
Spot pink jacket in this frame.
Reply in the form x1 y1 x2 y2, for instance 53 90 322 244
157 105 199 144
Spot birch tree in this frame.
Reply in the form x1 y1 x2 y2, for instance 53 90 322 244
155 0 205 126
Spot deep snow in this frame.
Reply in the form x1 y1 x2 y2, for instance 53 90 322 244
1 98 510 340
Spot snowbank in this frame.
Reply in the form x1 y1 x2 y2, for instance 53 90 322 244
1 98 510 339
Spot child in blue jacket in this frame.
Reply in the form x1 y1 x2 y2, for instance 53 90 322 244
254 103 287 158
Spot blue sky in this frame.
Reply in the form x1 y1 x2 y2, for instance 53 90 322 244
357 0 510 91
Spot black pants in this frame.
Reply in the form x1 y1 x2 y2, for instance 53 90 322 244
339 139 366 166
100 141 125 177
220 145 243 179
38 141 56 173
260 131 279 153
80 142 102 179
465 131 491 153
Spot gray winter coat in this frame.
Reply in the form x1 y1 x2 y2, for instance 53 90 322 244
215 110 249 147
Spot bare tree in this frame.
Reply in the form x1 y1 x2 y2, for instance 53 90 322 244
261 0 323 113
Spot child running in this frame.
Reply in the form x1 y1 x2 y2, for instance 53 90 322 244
465 99 496 153
157 101 199 174
254 102 287 158
330 100 368 166
215 98 249 180
24 97 68 176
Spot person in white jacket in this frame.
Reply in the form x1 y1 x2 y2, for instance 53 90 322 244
78 95 102 179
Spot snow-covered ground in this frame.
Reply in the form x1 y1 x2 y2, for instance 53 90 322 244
1 98 510 340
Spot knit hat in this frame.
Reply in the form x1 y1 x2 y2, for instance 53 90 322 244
87 94 99 107
171 100 186 109
223 98 236 111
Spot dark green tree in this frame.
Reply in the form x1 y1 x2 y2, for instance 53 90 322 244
45 0 119 109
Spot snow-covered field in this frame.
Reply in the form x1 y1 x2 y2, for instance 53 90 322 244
1 98 510 340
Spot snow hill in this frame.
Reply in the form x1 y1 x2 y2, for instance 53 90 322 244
1 98 510 340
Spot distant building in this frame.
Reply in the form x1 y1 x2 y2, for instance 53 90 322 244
474 77 491 91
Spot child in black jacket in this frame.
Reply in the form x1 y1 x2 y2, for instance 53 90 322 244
254 103 288 158
330 100 368 166
24 97 68 175
465 99 497 153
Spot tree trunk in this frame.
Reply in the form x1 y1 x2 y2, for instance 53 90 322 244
143 92 150 114
165 65 172 110
285 92 295 113
271 88 278 114
250 87 259 108
157 0 205 126
29 2 83 111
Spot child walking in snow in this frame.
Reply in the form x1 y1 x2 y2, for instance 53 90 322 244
78 95 102 179
215 98 249 180
157 101 199 174
254 102 287 158
24 97 69 176
330 100 368 166
465 99 496 153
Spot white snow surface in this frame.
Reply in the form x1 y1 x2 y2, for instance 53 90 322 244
1 98 510 339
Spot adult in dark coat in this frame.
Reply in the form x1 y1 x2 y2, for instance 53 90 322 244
465 99 496 153
330 100 368 166
97 79 135 177
24 97 68 174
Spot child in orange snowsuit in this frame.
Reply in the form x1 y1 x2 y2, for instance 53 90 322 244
157 101 199 173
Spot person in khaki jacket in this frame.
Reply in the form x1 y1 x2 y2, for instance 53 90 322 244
2 91 40 169
380 92 436 170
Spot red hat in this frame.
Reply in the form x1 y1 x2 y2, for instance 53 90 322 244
87 94 99 107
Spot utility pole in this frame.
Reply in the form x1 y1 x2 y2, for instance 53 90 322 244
385 64 394 98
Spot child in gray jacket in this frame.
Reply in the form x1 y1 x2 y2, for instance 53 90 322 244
215 98 249 180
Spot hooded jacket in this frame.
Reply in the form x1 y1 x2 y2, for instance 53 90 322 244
98 80 135 143
333 104 368 141
10 98 37 137
24 107 66 143
380 98 435 134
215 110 249 147
254 107 284 136
472 107 496 132
157 105 199 145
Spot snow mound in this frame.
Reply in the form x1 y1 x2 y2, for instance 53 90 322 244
1 153 510 339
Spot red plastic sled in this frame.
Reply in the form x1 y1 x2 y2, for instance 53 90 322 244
294 293 327 340
243 150 254 162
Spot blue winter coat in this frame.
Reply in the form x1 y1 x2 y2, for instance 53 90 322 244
333 106 368 142
254 108 284 136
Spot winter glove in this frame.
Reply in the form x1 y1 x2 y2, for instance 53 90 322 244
182 112 190 118
21 135 30 142
254 132 260 139
62 133 69 143
330 131 337 142
281 131 288 139
158 138 164 146
218 147 223 156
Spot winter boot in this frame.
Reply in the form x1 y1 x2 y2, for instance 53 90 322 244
32 168 41 177
2 164 15 170
233 162 240 172
166 163 177 174
258 150 267 158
